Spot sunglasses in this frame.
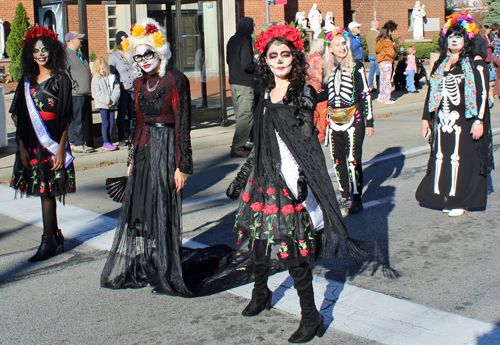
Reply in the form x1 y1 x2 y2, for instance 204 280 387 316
133 50 156 63
33 47 48 54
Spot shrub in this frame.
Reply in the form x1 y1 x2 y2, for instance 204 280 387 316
5 3 31 82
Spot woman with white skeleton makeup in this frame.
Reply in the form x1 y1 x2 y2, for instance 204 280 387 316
101 18 193 295
416 14 494 217
317 29 374 217
227 25 365 343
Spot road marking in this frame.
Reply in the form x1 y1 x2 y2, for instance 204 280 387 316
0 190 498 344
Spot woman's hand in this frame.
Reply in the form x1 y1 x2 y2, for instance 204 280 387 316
19 143 30 169
52 147 65 171
174 168 187 192
471 122 484 140
366 127 374 138
421 120 430 138
127 162 133 177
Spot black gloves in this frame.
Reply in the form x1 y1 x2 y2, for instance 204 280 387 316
226 150 255 200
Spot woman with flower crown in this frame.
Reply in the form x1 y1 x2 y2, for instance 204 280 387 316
226 24 364 343
316 29 374 217
10 26 75 262
101 18 193 295
416 12 494 217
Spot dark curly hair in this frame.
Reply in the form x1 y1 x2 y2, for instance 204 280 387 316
257 36 308 106
383 20 398 32
434 25 475 73
21 35 67 84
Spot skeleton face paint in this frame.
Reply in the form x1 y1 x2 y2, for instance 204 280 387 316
266 42 293 78
33 40 49 66
135 44 160 74
329 36 348 60
447 34 464 53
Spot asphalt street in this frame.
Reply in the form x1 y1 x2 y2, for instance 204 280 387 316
1 88 500 345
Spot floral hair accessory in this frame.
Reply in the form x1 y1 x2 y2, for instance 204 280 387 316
23 25 58 44
127 23 165 51
254 22 305 53
442 9 478 39
324 28 348 45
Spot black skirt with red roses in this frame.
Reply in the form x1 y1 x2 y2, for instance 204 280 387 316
10 142 76 201
234 169 319 264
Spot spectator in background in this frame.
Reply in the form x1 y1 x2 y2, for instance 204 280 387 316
109 31 136 147
305 39 327 142
65 32 94 153
366 20 380 91
348 21 364 61
375 21 398 104
483 24 493 63
226 17 257 158
405 46 418 93
492 24 500 97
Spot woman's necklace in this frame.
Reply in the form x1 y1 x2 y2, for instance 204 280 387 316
146 78 160 92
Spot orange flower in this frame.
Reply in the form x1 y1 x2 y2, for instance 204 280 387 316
152 32 165 47
122 38 130 52
131 24 145 38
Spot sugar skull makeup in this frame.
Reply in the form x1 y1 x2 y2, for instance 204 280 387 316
134 44 160 74
266 42 293 78
329 36 348 60
33 40 49 66
447 34 464 53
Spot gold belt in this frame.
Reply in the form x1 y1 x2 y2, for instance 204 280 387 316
327 105 356 125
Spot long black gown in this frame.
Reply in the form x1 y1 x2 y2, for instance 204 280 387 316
416 60 494 209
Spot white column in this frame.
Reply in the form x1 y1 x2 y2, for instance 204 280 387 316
222 0 236 74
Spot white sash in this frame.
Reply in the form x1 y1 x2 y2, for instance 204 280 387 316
24 79 74 168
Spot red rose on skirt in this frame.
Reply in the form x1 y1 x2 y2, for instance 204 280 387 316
241 192 251 203
250 202 264 212
263 204 279 215
29 159 38 166
295 204 305 213
300 249 309 257
266 188 275 195
249 178 253 185
282 189 290 196
281 204 295 216
280 251 289 259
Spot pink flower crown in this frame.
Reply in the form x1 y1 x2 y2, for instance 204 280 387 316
254 22 304 53
324 29 348 45
442 9 478 39
24 25 58 44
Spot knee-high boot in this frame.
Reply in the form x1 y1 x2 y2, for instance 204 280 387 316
288 264 323 343
242 257 272 316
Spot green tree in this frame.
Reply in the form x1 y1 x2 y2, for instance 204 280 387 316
485 0 500 25
5 3 31 82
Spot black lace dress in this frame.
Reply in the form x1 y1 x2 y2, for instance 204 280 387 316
10 75 76 201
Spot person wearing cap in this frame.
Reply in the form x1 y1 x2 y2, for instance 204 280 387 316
348 22 364 61
65 32 94 153
108 31 137 147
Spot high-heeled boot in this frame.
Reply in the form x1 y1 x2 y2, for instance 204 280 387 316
28 235 58 262
54 229 65 253
242 261 272 316
288 265 324 343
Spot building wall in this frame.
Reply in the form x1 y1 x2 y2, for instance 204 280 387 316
351 0 445 40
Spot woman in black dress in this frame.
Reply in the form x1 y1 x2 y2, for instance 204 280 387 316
227 25 364 343
416 19 494 216
101 18 193 295
10 27 75 261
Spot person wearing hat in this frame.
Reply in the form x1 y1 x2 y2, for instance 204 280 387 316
348 22 364 61
65 31 94 153
109 31 137 147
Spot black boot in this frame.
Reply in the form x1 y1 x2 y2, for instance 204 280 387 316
288 265 324 343
28 235 58 262
54 229 65 253
242 260 272 316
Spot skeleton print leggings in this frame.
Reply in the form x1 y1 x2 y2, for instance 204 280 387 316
330 119 365 201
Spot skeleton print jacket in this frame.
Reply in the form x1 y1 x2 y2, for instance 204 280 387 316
317 59 374 127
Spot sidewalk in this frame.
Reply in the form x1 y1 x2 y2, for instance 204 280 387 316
0 85 428 181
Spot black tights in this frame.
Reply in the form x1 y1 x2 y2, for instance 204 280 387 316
41 196 58 236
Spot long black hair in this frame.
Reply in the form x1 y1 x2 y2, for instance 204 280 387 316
434 24 475 73
21 35 66 84
257 36 308 106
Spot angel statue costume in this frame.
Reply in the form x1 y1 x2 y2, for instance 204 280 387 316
227 25 364 344
416 15 494 216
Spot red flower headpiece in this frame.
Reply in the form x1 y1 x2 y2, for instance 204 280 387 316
254 23 304 53
23 25 58 44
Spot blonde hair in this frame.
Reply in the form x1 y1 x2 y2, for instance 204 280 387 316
323 34 354 84
406 46 415 55
92 57 109 78
308 39 325 56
